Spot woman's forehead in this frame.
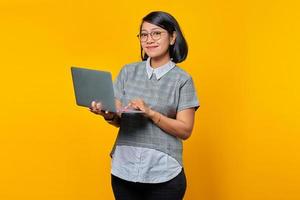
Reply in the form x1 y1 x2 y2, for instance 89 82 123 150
141 22 164 31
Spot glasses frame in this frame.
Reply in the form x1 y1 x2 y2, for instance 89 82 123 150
137 31 167 42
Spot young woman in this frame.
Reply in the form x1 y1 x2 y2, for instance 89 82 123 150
90 11 199 200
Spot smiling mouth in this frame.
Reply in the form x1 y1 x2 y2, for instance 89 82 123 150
146 46 158 50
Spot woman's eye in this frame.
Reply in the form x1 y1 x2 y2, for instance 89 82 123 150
140 33 148 37
153 31 161 36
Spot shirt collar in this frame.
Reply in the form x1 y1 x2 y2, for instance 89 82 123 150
146 57 175 80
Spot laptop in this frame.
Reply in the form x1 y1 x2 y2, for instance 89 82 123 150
71 66 144 113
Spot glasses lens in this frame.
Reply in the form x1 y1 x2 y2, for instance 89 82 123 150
138 33 147 42
152 32 161 40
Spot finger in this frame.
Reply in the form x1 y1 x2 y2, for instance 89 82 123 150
90 104 99 112
89 107 96 113
89 105 94 111
132 104 139 109
91 107 97 113
131 99 139 104
96 102 101 110
131 104 139 110
125 102 132 109
136 99 144 106
131 101 140 106
130 102 140 110
91 101 96 108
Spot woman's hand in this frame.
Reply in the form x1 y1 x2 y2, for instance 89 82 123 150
127 98 155 118
89 101 115 120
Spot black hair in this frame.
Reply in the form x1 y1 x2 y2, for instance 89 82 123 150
139 11 188 63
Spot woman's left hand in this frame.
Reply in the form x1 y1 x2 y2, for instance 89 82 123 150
127 98 154 118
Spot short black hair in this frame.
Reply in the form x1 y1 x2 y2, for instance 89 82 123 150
139 11 188 63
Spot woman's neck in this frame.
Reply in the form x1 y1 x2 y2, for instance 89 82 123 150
150 53 171 69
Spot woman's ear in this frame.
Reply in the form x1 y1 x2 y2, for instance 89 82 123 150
170 31 177 45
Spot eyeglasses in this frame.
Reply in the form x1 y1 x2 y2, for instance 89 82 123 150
137 31 167 42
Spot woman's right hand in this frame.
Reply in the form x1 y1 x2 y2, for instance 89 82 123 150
89 101 115 120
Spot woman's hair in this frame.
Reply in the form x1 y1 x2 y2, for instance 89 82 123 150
139 11 188 63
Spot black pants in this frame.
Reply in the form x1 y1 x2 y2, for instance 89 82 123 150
111 169 186 200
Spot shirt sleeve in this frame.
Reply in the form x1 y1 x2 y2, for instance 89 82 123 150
177 77 200 112
113 65 127 101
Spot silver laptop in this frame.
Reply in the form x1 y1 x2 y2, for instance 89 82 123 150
71 66 144 113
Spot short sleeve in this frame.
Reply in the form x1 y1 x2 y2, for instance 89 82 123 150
113 65 127 101
177 77 200 112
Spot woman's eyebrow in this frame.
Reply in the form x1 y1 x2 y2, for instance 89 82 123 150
141 28 162 32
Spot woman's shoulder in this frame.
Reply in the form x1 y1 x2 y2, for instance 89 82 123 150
116 61 145 77
122 60 146 70
170 64 193 81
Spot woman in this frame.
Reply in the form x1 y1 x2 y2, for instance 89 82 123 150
90 11 199 200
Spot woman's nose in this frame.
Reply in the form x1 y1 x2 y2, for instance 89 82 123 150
146 36 154 43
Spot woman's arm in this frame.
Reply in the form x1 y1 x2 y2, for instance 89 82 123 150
149 108 196 140
128 98 196 140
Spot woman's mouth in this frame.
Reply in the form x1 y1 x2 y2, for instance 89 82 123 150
146 46 159 50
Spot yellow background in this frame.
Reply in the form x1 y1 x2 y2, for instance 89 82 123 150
1 0 299 199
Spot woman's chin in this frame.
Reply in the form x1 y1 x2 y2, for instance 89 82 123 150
145 52 161 58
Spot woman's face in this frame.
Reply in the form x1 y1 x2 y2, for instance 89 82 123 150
140 21 176 60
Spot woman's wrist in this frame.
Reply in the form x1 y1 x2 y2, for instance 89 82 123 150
148 109 156 119
149 110 162 124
